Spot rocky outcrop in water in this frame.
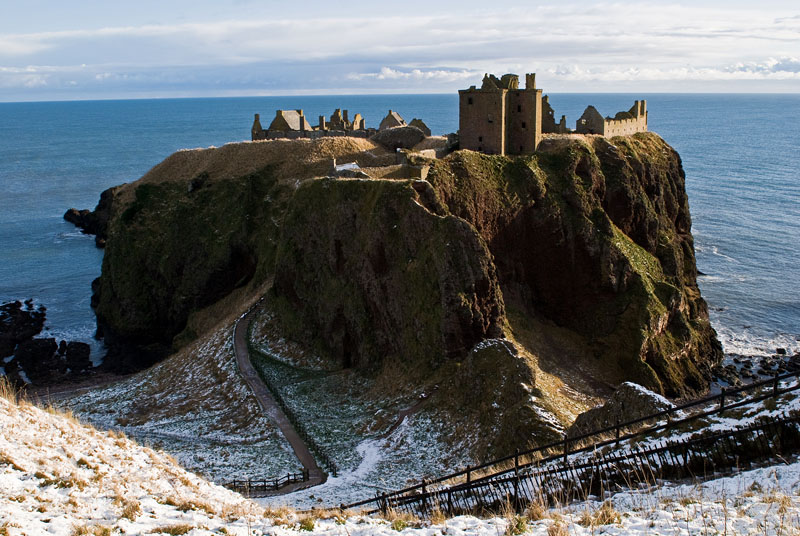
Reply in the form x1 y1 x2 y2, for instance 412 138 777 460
63 186 119 247
1 300 95 386
0 300 46 358
422 134 722 397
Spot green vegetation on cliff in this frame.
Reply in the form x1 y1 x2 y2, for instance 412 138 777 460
89 132 721 457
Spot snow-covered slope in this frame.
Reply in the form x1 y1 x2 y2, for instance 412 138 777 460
2 385 800 534
0 394 261 534
65 321 298 483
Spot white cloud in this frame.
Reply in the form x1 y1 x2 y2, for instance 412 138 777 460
1 2 799 97
348 67 478 82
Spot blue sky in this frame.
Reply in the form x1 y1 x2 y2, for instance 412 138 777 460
1 0 798 101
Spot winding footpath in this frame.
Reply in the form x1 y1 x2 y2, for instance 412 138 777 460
233 304 325 494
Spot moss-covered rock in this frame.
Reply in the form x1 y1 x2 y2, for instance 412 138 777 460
272 178 504 376
424 133 722 398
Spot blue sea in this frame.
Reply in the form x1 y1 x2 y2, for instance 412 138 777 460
1 94 798 361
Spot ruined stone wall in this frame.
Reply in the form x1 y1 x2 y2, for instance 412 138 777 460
506 89 542 154
258 128 378 141
459 89 506 155
541 97 569 134
603 101 648 137
603 116 647 137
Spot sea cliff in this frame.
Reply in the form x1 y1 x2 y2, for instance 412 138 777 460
78 132 721 454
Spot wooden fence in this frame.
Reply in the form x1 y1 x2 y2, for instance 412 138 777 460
226 469 309 498
343 368 800 516
366 413 800 518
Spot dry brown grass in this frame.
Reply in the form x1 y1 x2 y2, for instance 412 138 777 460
0 376 19 403
0 449 25 472
264 504 294 525
577 501 621 527
384 508 421 531
412 136 448 152
121 137 390 206
70 525 112 536
148 525 195 535
546 521 568 536
118 497 142 521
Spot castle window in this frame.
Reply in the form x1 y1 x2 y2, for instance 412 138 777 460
487 114 494 123
478 146 482 151
520 146 523 152
517 105 522 112
522 122 527 129
478 136 483 142
468 97 473 105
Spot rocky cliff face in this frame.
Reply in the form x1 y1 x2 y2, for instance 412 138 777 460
273 178 504 375
83 132 720 423
423 134 721 397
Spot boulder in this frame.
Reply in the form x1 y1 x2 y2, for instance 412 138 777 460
13 337 63 384
370 126 426 152
567 382 674 438
65 341 92 372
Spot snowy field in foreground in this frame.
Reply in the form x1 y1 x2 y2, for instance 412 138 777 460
2 390 800 534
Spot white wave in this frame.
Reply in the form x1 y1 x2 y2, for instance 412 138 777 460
714 323 798 358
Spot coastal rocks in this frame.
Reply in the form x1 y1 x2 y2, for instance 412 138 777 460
716 352 800 385
0 300 46 358
273 178 504 372
567 382 674 438
63 185 119 247
370 126 427 152
1 300 95 386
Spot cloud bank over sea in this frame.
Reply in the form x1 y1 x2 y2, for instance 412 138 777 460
1 1 799 100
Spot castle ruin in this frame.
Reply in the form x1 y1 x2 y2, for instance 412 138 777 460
251 108 425 141
459 73 647 154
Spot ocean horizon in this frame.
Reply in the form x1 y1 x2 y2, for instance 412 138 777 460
1 93 798 364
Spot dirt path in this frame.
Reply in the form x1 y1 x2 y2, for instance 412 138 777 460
383 396 429 438
233 303 325 493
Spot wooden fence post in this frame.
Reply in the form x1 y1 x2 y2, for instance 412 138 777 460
421 478 428 515
514 448 520 500
773 372 779 397
380 492 388 516
720 387 726 410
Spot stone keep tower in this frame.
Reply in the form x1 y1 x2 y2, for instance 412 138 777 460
459 73 543 155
